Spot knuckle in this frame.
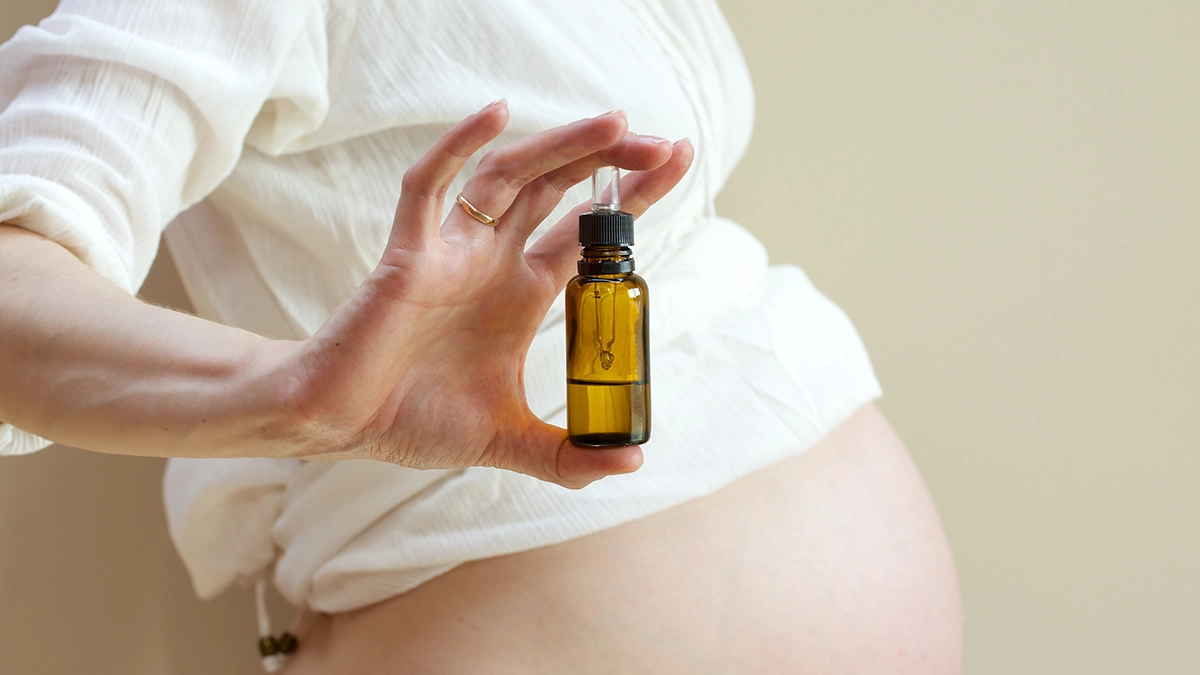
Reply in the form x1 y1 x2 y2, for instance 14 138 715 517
476 155 525 194
400 165 445 202
550 135 577 164
542 173 575 197
477 149 501 168
400 165 423 191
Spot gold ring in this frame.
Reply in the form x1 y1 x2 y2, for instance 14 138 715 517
455 193 498 226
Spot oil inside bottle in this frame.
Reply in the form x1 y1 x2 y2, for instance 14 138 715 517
566 379 649 447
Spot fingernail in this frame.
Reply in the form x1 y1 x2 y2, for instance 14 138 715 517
596 109 626 119
675 136 692 146
481 98 508 111
635 134 670 145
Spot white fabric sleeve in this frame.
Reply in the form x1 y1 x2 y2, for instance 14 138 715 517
0 0 330 455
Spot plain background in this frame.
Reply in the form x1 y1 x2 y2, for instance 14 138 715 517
2 1 1197 673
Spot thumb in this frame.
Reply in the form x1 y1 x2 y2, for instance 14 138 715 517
496 419 644 489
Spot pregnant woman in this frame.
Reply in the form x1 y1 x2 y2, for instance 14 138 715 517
0 1 962 672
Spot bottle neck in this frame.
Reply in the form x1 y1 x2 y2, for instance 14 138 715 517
578 245 634 276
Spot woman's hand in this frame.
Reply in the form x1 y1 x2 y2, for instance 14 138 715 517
276 101 693 488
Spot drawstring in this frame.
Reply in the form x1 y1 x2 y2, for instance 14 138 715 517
255 578 301 673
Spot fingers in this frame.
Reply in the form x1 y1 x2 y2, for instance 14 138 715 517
493 419 644 489
527 138 695 288
444 110 630 240
495 133 673 246
389 99 510 249
609 138 696 218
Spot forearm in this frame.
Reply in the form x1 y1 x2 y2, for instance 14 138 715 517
0 224 304 458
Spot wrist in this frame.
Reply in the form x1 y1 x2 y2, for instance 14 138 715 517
226 338 334 460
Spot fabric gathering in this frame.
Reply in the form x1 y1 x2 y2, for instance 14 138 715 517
0 0 880 617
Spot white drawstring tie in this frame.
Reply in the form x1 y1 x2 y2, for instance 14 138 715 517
255 578 303 673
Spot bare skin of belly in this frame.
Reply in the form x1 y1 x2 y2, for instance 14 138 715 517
281 404 963 674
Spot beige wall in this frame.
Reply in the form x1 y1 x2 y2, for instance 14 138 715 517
2 1 1197 673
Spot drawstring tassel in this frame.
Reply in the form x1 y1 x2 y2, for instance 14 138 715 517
255 579 299 673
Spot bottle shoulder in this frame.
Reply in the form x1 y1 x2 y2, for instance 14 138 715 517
567 273 649 292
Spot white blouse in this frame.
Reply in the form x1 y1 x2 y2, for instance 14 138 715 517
0 0 880 613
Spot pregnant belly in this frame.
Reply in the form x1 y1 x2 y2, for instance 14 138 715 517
281 403 962 674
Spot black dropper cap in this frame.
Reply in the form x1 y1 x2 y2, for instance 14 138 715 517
579 166 634 246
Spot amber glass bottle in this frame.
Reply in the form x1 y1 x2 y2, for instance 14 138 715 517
566 167 650 447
